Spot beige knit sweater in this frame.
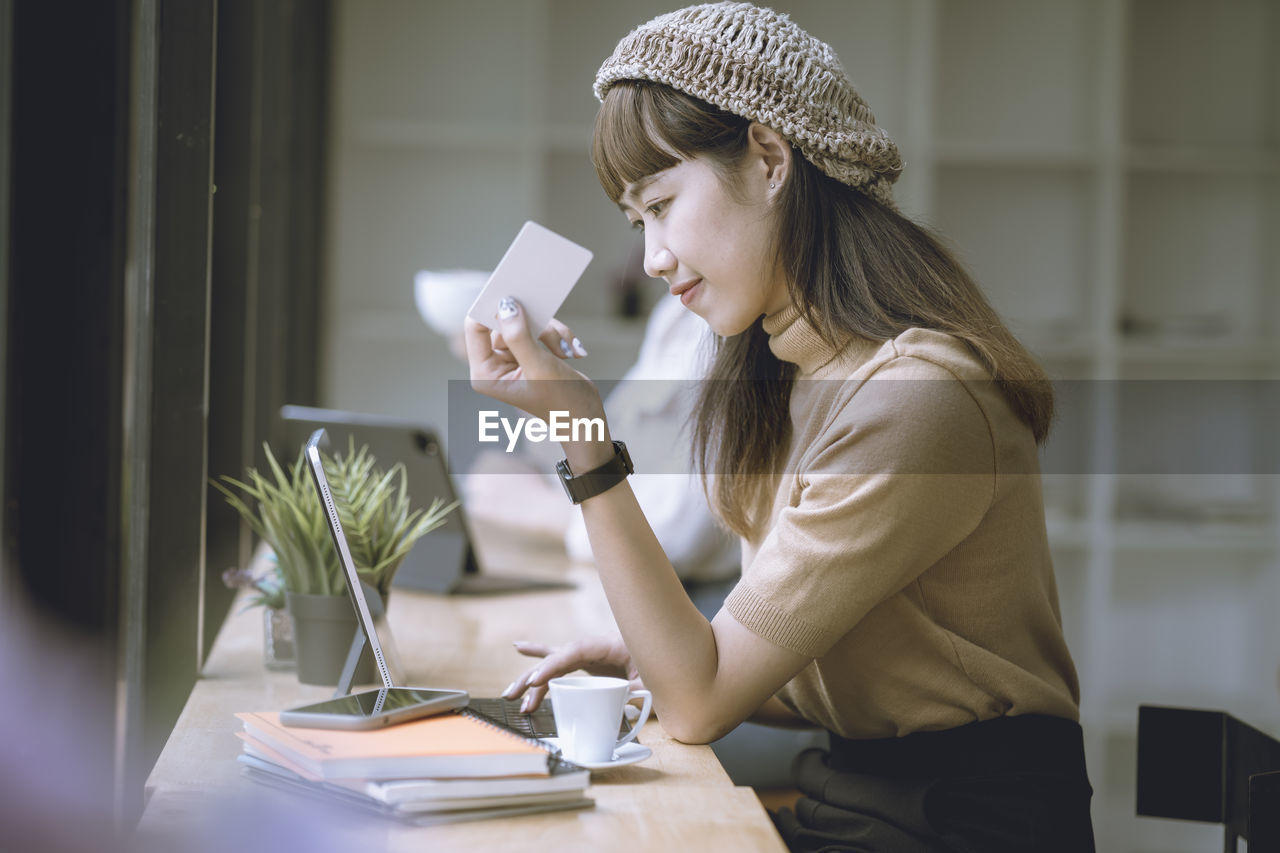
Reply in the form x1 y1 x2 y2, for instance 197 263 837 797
724 305 1080 739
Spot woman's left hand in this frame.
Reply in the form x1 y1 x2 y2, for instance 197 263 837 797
464 297 605 427
502 635 642 714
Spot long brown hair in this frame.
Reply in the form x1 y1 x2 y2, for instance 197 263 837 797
593 82 1054 538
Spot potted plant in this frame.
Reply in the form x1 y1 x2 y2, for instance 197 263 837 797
214 438 456 685
222 556 293 670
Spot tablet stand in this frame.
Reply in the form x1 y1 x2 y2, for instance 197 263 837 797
331 582 400 698
333 630 366 699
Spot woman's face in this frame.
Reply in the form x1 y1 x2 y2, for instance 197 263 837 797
618 156 789 337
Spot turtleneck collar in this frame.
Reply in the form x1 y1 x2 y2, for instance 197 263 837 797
763 303 845 376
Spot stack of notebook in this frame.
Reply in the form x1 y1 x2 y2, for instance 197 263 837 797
234 709 592 825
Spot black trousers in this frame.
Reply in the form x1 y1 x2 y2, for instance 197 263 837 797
771 715 1096 853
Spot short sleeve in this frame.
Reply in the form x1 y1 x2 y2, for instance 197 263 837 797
725 356 998 657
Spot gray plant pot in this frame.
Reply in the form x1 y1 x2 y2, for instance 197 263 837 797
285 584 383 686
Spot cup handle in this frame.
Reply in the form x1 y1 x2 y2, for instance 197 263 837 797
616 689 652 749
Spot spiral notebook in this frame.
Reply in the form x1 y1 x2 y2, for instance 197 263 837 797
234 713 594 824
235 709 558 780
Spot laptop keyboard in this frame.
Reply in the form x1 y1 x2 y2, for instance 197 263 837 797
466 696 634 741
466 696 560 739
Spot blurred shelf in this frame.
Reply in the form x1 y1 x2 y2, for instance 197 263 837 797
344 119 594 153
1100 694 1280 736
1110 520 1276 555
1046 516 1093 550
346 119 523 151
1027 339 1101 363
1045 517 1277 555
1125 145 1280 175
341 308 647 350
543 125 596 153
344 308 438 342
931 140 1096 169
1118 339 1278 369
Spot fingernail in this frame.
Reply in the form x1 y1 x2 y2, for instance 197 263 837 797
559 339 573 357
572 338 587 357
498 297 518 319
503 681 518 698
520 696 534 713
528 668 543 684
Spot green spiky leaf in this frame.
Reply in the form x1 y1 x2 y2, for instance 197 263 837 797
211 439 457 601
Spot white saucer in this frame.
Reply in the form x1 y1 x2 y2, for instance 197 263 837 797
541 738 653 771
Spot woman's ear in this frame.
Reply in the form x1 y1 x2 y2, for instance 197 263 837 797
746 122 792 193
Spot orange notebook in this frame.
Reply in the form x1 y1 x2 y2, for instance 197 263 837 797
235 710 553 780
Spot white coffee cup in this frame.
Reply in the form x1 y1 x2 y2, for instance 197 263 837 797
547 675 653 765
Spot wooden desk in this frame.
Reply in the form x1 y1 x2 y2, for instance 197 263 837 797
134 535 786 852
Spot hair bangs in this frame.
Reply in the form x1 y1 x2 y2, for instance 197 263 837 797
592 84 683 202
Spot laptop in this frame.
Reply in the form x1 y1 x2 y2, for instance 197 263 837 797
301 426 565 739
278 405 572 596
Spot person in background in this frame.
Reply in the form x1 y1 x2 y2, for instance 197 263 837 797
465 3 1093 850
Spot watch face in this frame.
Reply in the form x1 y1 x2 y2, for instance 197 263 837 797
555 459 577 501
616 441 634 474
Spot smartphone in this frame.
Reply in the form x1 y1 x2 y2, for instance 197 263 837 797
466 221 593 336
279 687 470 730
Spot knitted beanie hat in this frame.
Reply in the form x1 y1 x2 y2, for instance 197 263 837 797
594 1 903 206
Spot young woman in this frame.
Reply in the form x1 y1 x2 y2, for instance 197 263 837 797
463 3 1095 850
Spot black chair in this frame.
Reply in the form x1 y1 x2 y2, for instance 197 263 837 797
1136 705 1280 852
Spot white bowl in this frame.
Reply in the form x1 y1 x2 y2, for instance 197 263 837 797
413 269 489 338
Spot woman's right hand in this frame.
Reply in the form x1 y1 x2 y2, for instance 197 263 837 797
502 634 642 713
464 298 605 428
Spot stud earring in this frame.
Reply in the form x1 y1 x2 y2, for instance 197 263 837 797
769 183 776 189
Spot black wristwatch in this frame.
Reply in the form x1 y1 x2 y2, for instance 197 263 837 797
556 440 633 505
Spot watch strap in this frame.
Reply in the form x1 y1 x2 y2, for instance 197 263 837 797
556 440 633 505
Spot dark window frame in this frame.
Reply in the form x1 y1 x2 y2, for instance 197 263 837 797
1 0 327 828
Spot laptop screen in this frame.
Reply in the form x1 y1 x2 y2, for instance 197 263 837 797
282 405 473 594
